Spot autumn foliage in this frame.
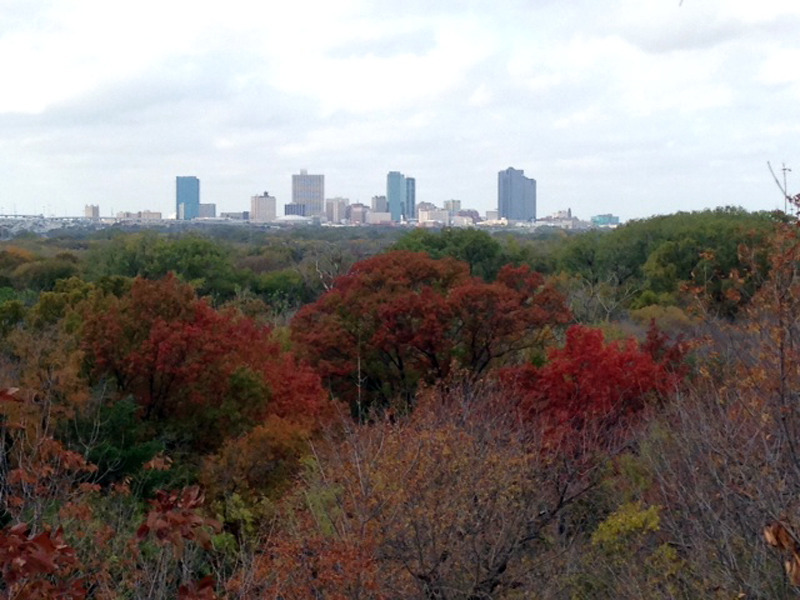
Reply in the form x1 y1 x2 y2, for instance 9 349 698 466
500 324 685 447
136 485 221 559
81 274 330 450
291 250 570 413
17 218 798 598
229 373 638 599
0 524 86 600
0 385 223 599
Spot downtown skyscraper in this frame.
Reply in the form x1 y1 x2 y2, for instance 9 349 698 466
250 191 276 223
176 176 200 220
405 177 416 220
387 171 415 222
292 169 325 217
498 167 536 222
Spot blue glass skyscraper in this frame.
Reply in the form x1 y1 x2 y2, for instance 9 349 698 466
176 176 200 220
387 171 415 222
387 171 405 222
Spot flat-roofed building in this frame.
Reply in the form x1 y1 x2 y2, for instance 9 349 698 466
251 192 277 223
326 197 349 223
176 176 200 220
498 167 536 222
198 203 216 218
292 170 324 217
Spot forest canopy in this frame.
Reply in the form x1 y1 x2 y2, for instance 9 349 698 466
0 206 795 598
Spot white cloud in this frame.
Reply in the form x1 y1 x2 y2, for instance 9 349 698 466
0 0 798 219
758 46 800 91
265 16 494 114
468 84 492 107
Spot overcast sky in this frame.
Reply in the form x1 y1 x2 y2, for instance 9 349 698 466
1 0 798 221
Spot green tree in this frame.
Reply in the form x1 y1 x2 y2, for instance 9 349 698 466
393 228 506 280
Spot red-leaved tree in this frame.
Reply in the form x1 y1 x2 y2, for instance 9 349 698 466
500 324 685 449
81 274 330 451
291 251 569 414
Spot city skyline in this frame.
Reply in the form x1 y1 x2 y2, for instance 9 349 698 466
2 2 799 220
172 168 509 223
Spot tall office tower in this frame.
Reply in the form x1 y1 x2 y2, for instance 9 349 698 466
405 177 416 220
387 171 410 222
498 167 536 222
292 169 324 217
176 176 200 220
84 204 99 219
250 191 277 223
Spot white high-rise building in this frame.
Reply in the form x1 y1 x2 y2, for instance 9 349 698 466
292 169 325 217
250 191 277 223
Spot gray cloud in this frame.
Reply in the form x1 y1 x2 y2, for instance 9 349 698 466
620 13 800 55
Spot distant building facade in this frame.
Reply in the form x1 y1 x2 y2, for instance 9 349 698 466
405 177 416 219
444 199 461 215
251 192 277 223
537 208 583 229
285 203 307 217
346 203 369 224
371 195 388 213
326 197 349 223
591 213 620 228
458 209 480 223
198 203 216 219
292 170 324 217
451 215 474 227
84 204 99 219
221 211 249 220
366 211 393 225
418 208 450 226
498 167 536 222
117 210 162 220
176 176 200 220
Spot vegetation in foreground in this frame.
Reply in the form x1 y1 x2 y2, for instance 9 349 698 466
1 206 798 598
